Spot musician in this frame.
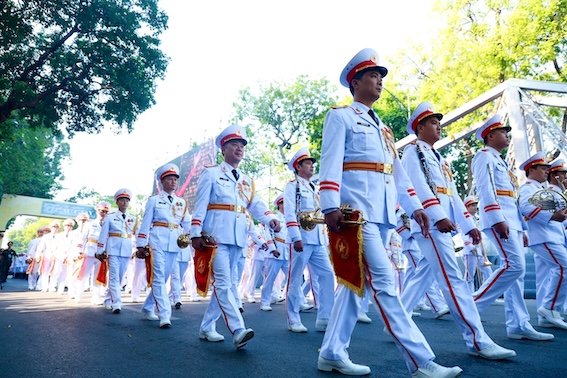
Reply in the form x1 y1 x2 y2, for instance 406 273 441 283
97 189 138 314
318 48 462 377
190 124 280 349
259 194 290 311
36 221 60 292
518 153 567 330
136 163 190 328
547 159 567 317
471 114 553 341
400 101 515 360
284 148 334 333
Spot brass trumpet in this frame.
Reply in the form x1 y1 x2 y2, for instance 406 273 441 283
299 205 367 231
177 233 191 248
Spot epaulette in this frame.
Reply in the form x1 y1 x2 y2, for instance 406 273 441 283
289 178 297 183
331 105 349 109
481 149 488 152
205 164 218 168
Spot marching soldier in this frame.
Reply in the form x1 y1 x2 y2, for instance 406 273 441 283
471 114 553 341
284 148 334 333
97 189 138 314
318 48 461 377
25 227 45 290
136 163 190 328
190 124 280 349
400 101 515 360
259 193 289 311
75 201 109 305
518 152 567 330
37 221 60 292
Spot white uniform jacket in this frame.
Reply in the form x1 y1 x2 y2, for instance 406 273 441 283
36 233 58 262
519 180 565 245
97 212 138 257
471 146 527 231
284 176 327 245
25 238 41 261
79 221 102 258
136 192 190 252
319 102 422 225
402 140 475 235
190 161 276 248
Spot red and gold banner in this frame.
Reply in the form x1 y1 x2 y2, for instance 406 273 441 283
145 248 154 288
194 235 218 297
328 210 365 297
95 258 108 286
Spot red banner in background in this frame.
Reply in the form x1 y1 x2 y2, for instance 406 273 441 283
151 139 217 214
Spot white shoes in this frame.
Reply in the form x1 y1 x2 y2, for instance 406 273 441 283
199 330 225 342
317 356 371 376
468 343 516 360
412 361 462 378
247 296 256 303
143 312 159 321
507 326 554 341
233 328 254 349
159 318 171 328
270 296 285 304
415 303 432 311
434 306 450 319
299 303 314 312
112 307 121 314
357 312 372 324
288 322 308 333
315 319 329 332
260 305 272 311
537 306 567 330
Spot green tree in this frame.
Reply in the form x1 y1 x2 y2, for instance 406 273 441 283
233 75 337 165
0 0 169 138
0 119 70 197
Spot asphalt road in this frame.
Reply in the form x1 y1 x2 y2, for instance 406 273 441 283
1 277 565 377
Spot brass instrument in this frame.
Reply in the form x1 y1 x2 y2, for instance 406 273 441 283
479 241 493 267
177 233 191 248
299 205 367 231
528 188 567 212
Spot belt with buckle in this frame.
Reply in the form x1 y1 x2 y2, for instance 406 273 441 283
496 189 517 198
342 161 394 175
87 238 98 243
207 204 247 213
436 187 454 196
274 237 286 243
152 222 179 230
108 233 132 238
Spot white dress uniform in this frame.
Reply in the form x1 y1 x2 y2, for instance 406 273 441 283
25 235 42 290
52 224 74 294
401 131 495 353
240 225 268 302
191 160 277 338
318 97 436 372
260 207 290 308
284 161 334 330
518 155 567 328
37 224 59 292
471 115 544 338
137 185 190 323
169 244 192 308
98 194 139 312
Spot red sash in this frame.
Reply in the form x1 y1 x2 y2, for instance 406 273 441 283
26 259 35 275
328 209 365 297
194 236 218 297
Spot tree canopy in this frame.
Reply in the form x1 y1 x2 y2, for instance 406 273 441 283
0 118 70 198
0 0 169 138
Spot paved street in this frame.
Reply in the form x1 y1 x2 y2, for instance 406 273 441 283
1 277 565 377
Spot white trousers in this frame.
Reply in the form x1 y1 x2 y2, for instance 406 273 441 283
474 229 531 333
261 258 289 306
319 223 434 373
403 248 446 313
200 244 246 335
532 242 567 313
105 255 129 309
169 260 189 304
413 231 494 351
142 249 178 321
286 244 334 326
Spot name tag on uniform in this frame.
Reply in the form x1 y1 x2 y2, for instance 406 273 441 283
356 121 372 127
